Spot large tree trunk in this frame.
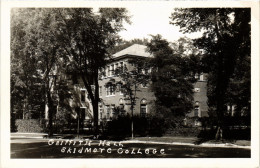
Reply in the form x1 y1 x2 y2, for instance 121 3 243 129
92 100 99 135
93 75 100 136
215 87 225 140
215 126 223 140
214 18 226 140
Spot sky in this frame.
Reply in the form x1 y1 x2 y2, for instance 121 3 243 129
117 5 202 43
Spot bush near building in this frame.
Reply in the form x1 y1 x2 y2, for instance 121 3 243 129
15 119 43 133
102 115 168 139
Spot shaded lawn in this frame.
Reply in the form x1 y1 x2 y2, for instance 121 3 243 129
132 137 197 144
132 136 251 146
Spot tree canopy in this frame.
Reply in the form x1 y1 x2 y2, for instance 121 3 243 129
170 8 251 139
146 35 197 127
11 8 130 135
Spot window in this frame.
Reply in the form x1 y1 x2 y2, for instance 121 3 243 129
195 73 199 79
81 90 86 102
103 67 106 78
119 98 124 113
106 85 115 96
120 62 124 71
144 68 149 74
199 74 204 81
119 98 124 112
99 106 103 113
140 105 147 117
111 64 114 76
111 85 115 95
100 112 102 120
119 98 124 104
101 68 105 78
106 87 109 96
99 86 102 96
140 99 147 117
194 107 200 117
106 66 109 77
117 83 123 95
106 105 110 119
99 106 103 119
227 105 236 116
115 63 118 74
111 105 115 117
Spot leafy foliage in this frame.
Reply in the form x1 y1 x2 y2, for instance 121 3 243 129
11 9 46 123
146 35 195 123
104 115 167 139
112 58 150 114
15 119 43 133
51 8 130 134
170 8 251 139
11 8 130 135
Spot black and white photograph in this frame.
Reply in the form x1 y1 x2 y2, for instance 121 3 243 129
1 1 259 168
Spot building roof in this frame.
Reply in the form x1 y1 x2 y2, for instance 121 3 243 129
112 44 153 59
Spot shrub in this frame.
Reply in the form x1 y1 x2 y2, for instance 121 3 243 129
148 117 168 136
165 127 201 137
15 119 43 132
103 115 168 139
11 113 17 132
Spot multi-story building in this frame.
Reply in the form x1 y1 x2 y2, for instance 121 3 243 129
186 73 208 126
97 44 208 125
98 44 155 122
189 73 208 118
47 44 208 128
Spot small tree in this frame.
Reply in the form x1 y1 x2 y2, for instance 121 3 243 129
108 58 150 139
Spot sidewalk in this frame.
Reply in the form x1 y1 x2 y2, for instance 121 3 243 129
11 132 47 139
128 136 251 149
11 133 251 149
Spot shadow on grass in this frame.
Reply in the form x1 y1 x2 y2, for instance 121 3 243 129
194 128 250 145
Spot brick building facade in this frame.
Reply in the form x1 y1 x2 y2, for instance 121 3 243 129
46 44 209 127
98 44 156 122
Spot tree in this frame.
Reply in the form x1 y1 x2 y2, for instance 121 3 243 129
109 58 150 138
11 9 46 128
11 9 74 136
49 8 130 134
146 35 195 127
170 8 251 139
11 8 130 135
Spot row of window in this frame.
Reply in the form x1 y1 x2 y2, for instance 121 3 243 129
80 85 120 102
98 99 147 120
99 61 151 79
100 62 124 78
81 83 149 103
82 86 196 102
